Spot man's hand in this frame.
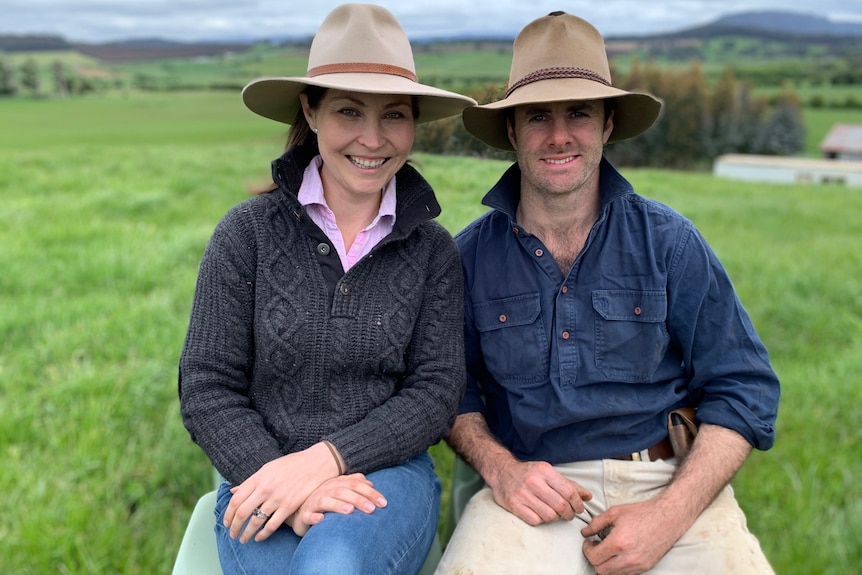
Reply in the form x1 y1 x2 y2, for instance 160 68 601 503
581 423 754 574
581 499 684 575
446 412 592 526
488 458 593 526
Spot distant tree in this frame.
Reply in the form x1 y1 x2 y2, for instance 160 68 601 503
52 60 70 98
752 91 806 155
606 59 670 167
734 84 769 154
0 57 16 96
415 116 459 154
663 61 712 168
19 58 39 96
710 67 745 155
619 57 643 92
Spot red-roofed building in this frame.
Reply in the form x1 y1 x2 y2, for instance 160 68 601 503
821 124 862 162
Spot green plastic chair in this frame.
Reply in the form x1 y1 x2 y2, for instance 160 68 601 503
445 456 485 540
172 490 222 575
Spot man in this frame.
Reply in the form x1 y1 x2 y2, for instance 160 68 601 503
434 11 779 575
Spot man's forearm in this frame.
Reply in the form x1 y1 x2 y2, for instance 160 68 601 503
446 412 519 488
656 423 753 524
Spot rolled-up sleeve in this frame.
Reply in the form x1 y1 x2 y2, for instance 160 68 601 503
667 226 780 450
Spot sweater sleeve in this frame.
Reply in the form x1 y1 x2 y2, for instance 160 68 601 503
178 202 285 484
324 226 467 473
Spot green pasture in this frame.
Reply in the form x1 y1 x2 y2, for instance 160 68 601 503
0 94 860 574
9 42 859 107
3 90 859 157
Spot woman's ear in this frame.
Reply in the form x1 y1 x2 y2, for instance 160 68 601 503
299 92 316 131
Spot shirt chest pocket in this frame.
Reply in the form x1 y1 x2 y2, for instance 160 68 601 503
474 293 549 384
592 290 669 382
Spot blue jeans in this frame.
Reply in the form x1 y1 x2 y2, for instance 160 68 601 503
214 452 440 575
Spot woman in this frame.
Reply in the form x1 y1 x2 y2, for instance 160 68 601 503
178 4 476 574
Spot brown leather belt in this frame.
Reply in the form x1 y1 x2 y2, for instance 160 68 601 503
613 437 674 462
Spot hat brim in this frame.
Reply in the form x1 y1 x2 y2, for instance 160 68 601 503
463 78 663 150
242 74 476 125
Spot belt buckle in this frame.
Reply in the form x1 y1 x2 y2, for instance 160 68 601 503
630 447 651 462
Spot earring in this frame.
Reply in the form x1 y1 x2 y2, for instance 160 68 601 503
311 127 318 134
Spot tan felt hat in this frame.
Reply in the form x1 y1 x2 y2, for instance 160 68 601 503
242 3 476 125
463 11 663 150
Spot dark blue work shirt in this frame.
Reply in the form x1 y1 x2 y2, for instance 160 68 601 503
456 158 779 463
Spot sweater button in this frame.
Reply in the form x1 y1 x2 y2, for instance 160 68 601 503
340 284 350 295
317 243 331 255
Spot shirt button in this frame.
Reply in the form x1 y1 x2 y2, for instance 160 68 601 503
339 284 350 295
512 227 520 234
499 314 507 323
634 306 642 316
561 286 568 294
317 243 331 255
534 248 543 257
561 331 570 340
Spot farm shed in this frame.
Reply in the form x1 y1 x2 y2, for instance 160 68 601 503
820 124 862 161
713 154 862 187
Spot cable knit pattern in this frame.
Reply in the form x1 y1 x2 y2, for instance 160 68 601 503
179 148 466 485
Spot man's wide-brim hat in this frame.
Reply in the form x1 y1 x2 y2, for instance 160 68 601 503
463 11 663 150
242 3 476 125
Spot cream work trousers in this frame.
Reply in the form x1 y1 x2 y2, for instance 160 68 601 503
434 458 774 575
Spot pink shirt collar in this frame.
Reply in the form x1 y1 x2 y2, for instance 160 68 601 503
298 155 397 272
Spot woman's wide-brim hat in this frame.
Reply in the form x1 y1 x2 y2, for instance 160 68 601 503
463 11 663 150
242 3 476 125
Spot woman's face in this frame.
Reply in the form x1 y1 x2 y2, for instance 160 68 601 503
301 89 415 201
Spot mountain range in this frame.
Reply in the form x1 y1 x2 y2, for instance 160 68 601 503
1 10 860 56
706 11 862 37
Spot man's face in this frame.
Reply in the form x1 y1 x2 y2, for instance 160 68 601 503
507 99 614 199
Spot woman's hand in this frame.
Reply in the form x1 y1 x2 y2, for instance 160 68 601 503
223 442 342 543
287 473 388 536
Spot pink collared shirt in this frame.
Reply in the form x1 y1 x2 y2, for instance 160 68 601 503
298 155 397 272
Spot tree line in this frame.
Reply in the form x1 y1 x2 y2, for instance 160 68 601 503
416 60 808 169
0 57 108 97
1 56 810 169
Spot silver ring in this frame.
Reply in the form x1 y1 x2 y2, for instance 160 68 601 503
252 507 271 520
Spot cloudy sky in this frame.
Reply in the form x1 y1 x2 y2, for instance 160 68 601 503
2 0 861 43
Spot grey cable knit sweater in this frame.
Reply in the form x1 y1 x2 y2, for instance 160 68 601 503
179 148 466 485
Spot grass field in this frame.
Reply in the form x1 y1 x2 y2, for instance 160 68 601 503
0 93 860 574
5 89 861 157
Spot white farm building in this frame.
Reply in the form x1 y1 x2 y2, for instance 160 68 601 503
713 154 862 188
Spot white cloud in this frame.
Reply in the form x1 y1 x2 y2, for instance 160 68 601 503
0 0 858 43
